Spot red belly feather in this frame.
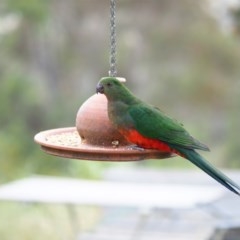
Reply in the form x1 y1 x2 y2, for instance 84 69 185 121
120 129 174 153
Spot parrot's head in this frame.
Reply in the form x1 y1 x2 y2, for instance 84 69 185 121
96 77 131 101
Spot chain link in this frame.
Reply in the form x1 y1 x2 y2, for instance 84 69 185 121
109 0 117 77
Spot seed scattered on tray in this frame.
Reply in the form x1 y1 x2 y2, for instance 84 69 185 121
45 131 81 147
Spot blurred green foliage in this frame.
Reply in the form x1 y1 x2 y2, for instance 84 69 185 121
0 0 240 183
6 0 48 22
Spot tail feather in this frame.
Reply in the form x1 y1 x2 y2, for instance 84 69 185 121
175 147 240 195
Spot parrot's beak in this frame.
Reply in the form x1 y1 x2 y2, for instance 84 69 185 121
96 83 104 94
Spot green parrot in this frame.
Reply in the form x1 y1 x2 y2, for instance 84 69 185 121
96 77 240 195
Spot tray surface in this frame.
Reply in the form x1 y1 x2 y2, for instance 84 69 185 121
34 127 174 161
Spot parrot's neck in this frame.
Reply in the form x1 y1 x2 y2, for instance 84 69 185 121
105 87 141 129
107 98 137 130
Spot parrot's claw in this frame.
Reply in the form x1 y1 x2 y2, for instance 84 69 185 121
127 144 145 151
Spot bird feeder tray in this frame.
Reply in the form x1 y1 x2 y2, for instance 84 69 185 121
34 91 174 161
34 127 173 161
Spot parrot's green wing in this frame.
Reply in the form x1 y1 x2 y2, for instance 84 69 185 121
128 103 209 151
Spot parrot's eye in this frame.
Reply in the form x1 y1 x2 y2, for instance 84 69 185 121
106 83 112 87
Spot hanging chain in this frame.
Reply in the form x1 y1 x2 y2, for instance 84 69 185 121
109 0 117 77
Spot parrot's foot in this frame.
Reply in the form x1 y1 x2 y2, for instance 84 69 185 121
127 144 145 151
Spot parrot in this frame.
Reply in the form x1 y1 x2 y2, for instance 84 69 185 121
96 77 240 195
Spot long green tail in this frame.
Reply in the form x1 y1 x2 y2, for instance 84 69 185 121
173 146 240 195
